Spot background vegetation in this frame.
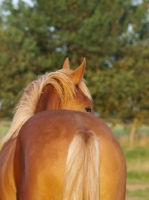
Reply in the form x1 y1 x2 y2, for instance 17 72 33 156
1 0 149 121
0 0 149 199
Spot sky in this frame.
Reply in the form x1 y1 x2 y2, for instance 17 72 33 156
12 0 34 7
0 0 34 7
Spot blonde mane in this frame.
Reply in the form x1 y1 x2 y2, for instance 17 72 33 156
3 69 91 144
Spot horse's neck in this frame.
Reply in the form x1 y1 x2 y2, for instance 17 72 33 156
35 84 60 114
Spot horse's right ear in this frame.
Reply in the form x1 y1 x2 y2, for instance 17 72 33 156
62 58 70 69
70 58 86 85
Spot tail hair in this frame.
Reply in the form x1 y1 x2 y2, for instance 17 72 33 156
63 130 100 200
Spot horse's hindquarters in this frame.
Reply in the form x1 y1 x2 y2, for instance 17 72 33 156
14 110 126 200
0 139 17 200
14 114 75 200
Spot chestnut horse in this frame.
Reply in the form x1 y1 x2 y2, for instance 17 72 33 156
0 59 126 200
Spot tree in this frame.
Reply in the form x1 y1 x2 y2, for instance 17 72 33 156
0 26 39 117
0 0 149 145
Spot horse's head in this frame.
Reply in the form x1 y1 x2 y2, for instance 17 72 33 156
3 58 93 143
35 58 94 114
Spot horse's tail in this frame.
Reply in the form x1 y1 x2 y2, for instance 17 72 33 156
63 130 100 200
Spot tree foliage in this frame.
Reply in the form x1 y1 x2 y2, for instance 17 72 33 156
0 0 149 123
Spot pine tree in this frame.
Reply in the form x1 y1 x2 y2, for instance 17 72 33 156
0 0 149 127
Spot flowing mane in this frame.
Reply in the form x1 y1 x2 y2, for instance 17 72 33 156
2 69 91 144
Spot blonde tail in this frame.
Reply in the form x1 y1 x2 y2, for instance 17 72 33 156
63 130 100 200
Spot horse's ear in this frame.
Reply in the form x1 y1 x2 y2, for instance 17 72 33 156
62 58 70 69
71 58 86 84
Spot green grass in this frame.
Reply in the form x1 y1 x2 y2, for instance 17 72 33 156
107 123 149 200
0 120 10 145
127 188 149 200
124 147 149 200
124 147 149 182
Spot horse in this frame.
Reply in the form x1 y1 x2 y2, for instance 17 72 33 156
0 59 126 200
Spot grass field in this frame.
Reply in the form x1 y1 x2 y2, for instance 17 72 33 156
0 120 10 146
113 124 149 200
124 147 149 200
0 120 149 199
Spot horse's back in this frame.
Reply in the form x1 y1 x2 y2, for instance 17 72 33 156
14 110 126 200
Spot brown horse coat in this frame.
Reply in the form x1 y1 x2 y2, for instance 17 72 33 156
0 139 17 200
14 110 126 200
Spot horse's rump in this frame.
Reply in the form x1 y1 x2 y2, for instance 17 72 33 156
0 139 16 200
14 110 126 200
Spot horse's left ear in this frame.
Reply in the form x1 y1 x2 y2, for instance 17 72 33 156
62 58 70 69
71 58 86 84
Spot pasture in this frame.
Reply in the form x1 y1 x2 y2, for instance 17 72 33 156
0 120 149 200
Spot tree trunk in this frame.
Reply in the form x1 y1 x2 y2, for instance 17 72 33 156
129 118 138 148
